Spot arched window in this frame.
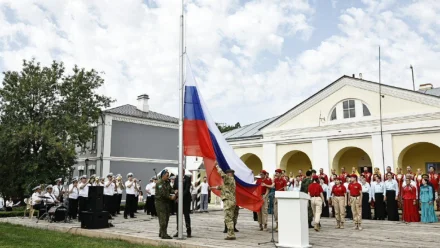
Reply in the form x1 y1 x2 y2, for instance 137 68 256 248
343 100 355 119
330 108 337 120
363 104 371 116
329 99 372 121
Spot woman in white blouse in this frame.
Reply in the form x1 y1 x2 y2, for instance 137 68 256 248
320 178 330 217
360 176 371 219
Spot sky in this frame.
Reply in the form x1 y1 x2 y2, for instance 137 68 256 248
0 0 439 125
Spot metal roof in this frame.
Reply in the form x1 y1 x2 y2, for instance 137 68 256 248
104 104 178 124
419 88 440 97
223 116 278 140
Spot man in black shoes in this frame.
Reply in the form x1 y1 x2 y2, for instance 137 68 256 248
173 170 192 238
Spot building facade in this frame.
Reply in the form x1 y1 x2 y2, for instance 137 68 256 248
74 94 179 185
225 76 440 177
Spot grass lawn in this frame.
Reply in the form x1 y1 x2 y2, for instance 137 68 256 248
0 223 168 248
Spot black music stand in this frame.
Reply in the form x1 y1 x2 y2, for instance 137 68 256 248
258 191 277 247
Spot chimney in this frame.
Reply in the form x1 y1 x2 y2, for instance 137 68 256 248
419 83 433 91
137 94 149 112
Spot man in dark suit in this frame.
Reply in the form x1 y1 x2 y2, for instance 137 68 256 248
173 170 192 237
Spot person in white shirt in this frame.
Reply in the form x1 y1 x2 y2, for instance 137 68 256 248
200 177 209 212
145 179 153 214
115 174 124 215
68 177 79 220
383 172 399 221
370 176 385 220
104 173 115 219
78 175 90 221
134 179 142 214
320 178 330 217
190 182 198 212
288 179 301 192
5 197 14 211
44 185 59 207
124 172 137 219
343 177 352 220
53 178 64 203
149 177 157 217
328 174 336 217
0 196 4 211
360 176 371 219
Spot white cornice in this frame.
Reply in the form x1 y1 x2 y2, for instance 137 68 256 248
76 156 178 164
265 77 440 130
109 114 179 130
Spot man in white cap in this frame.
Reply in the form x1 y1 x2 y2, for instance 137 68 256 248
124 172 137 219
104 172 115 219
68 177 79 220
44 185 59 206
78 175 91 221
53 178 64 203
30 186 43 219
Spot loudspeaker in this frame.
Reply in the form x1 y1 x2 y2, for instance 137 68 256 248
88 186 104 198
89 196 103 212
80 211 109 229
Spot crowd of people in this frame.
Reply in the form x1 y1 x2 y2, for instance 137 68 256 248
254 165 439 233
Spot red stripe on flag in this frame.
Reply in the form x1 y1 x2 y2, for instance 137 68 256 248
204 158 263 212
183 120 215 159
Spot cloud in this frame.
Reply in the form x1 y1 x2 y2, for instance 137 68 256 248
0 0 439 126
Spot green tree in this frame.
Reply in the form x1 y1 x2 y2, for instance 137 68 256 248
0 59 113 198
216 122 241 133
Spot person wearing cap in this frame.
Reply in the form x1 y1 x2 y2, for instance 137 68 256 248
300 170 314 228
308 175 325 231
104 173 115 219
68 177 79 220
348 174 363 230
256 170 272 231
331 177 346 228
30 186 43 219
44 185 59 207
384 172 399 221
124 172 137 219
267 168 287 232
78 175 91 221
210 163 237 240
53 178 64 203
155 169 176 239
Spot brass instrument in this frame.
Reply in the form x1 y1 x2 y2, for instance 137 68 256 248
88 174 96 185
117 175 125 190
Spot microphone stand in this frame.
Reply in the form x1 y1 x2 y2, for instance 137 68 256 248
258 190 277 247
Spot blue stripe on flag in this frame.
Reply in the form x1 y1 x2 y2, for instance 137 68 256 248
184 86 206 121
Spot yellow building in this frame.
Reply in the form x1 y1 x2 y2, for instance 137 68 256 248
224 75 440 176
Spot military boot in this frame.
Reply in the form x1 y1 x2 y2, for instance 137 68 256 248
354 224 359 230
358 224 363 231
340 222 344 229
314 223 319 232
259 224 263 231
187 227 192 237
335 221 340 229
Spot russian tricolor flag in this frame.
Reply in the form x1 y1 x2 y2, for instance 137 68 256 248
183 61 263 212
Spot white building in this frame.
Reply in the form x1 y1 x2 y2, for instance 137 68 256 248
224 75 440 176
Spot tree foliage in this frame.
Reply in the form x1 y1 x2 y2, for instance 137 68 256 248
216 122 241 133
0 59 113 198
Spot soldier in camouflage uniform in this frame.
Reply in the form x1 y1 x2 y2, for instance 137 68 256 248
212 164 237 240
155 170 176 239
300 170 314 228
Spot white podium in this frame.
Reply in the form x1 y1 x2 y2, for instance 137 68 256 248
275 191 311 248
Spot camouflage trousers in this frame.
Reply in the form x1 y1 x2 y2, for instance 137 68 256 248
223 200 236 238
257 195 268 225
155 200 170 238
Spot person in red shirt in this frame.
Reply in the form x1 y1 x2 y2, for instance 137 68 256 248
339 167 348 182
348 174 363 230
331 177 347 229
267 168 287 231
428 166 439 210
257 170 272 231
297 169 304 182
308 175 325 232
402 177 420 223
362 167 372 184
385 166 396 181
329 169 337 183
319 168 329 185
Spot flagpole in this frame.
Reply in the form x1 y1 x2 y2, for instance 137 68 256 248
177 0 185 240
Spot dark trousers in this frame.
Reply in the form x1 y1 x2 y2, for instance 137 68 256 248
68 198 78 219
111 195 118 215
124 194 135 218
386 190 399 221
176 198 191 231
78 196 88 221
145 196 150 213
132 195 138 213
116 194 122 214
321 192 330 217
150 195 157 216
104 195 112 214
374 193 385 220
362 192 371 219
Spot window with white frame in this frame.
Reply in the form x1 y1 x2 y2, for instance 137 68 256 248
343 100 355 119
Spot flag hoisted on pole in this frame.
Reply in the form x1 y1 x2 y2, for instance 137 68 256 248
183 58 264 212
177 0 185 240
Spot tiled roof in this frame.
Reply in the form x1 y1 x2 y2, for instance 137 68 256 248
419 88 440 97
223 116 278 140
104 104 178 124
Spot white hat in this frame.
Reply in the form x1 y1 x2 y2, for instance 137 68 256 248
72 177 78 182
32 186 41 191
46 185 53 190
116 174 121 177
127 172 133 178
80 175 87 179
107 173 113 177
54 178 62 182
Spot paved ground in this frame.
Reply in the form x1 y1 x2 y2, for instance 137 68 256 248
1 205 439 248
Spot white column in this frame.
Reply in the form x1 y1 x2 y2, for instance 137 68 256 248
312 139 329 174
102 115 113 176
263 143 277 175
372 134 394 175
